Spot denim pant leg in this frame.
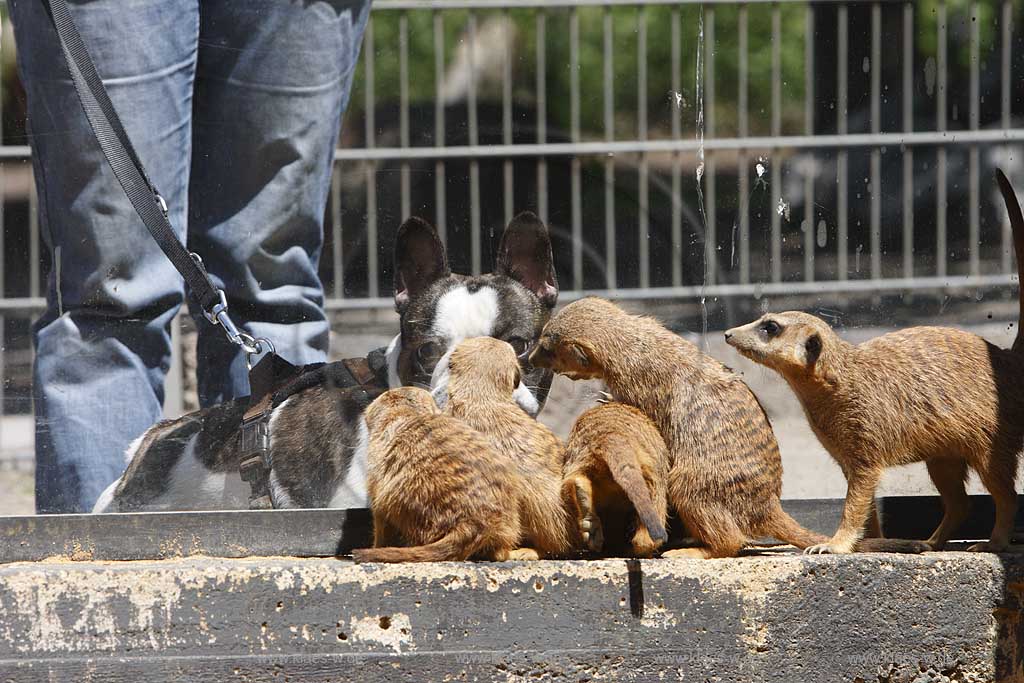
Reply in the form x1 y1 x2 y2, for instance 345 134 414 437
11 0 198 513
187 0 371 406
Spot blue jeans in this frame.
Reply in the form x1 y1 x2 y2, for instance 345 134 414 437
11 0 370 513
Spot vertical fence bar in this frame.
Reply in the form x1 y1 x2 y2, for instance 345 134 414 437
364 16 379 298
968 0 980 277
1001 0 1012 273
638 7 649 289
24 3 38 309
570 8 582 291
902 0 914 279
671 7 682 288
770 2 782 284
0 167 4 433
536 10 548 226
468 12 481 275
434 11 447 244
502 9 514 228
804 3 815 282
870 2 881 281
0 28 5 437
399 11 410 220
164 315 184 416
737 3 749 284
332 170 344 298
27 19 39 301
705 6 717 287
936 0 947 278
603 7 616 290
837 3 848 280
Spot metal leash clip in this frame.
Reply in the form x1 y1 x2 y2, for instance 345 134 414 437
190 253 275 368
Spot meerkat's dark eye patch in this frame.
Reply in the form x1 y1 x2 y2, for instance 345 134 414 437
760 320 782 337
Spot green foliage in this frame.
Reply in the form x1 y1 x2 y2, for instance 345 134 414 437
338 2 1010 140
348 5 813 139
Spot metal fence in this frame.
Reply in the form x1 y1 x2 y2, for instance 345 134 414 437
319 0 1024 308
0 0 1022 420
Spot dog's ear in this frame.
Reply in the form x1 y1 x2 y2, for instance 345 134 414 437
394 217 449 314
496 211 558 308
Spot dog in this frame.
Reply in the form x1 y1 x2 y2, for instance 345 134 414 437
92 212 559 512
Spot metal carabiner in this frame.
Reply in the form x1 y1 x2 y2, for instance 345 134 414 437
242 335 277 370
188 255 277 368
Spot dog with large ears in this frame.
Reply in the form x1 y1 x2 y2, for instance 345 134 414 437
391 211 559 416
93 212 560 512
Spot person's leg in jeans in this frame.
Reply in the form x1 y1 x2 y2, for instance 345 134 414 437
11 0 199 513
188 0 371 405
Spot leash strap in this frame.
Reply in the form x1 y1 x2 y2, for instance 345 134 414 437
45 0 269 361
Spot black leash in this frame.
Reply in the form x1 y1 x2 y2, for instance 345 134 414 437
45 0 270 361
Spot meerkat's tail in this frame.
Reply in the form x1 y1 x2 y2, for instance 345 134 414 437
351 523 479 563
601 437 668 544
762 506 929 554
761 507 828 549
996 168 1024 352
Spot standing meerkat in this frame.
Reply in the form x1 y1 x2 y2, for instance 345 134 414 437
352 387 539 563
725 170 1024 554
529 297 928 558
440 336 574 557
563 402 670 557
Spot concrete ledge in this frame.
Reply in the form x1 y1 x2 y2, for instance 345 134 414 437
1 550 1022 682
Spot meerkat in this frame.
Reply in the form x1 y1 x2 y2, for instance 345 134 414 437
529 297 928 558
441 336 575 557
563 402 670 557
724 170 1024 554
351 387 540 563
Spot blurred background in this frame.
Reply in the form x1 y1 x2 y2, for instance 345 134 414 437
1 0 1022 513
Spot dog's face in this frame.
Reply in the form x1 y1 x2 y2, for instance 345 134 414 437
387 212 559 416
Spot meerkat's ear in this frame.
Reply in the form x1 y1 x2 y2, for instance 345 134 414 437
394 217 450 314
497 211 559 308
804 333 822 366
512 366 523 387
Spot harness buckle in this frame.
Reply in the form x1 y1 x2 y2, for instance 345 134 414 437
239 414 274 510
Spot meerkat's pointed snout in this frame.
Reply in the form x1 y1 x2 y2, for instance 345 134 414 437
723 319 762 355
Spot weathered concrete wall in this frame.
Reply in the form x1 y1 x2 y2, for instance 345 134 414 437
1 551 1021 682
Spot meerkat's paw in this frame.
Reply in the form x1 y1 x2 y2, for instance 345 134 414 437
804 543 853 555
661 547 712 559
506 547 542 561
580 515 605 552
966 540 1008 553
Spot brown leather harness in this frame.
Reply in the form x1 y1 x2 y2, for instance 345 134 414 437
238 351 390 509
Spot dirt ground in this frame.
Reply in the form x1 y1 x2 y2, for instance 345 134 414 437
0 469 32 516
